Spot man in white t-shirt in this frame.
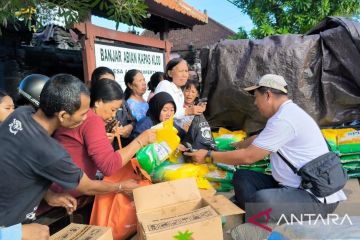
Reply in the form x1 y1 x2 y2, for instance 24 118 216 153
185 74 346 221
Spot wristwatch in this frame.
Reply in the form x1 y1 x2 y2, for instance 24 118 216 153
206 150 213 163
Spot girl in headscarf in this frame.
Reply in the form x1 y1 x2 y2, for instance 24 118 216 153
132 92 185 138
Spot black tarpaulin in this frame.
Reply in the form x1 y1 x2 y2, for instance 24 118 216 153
200 17 360 133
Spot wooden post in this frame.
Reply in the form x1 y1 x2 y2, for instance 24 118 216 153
82 23 96 86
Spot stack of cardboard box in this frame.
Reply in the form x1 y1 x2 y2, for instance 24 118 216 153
134 178 244 240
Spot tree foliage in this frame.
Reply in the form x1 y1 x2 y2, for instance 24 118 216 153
0 0 147 33
228 26 248 39
228 0 360 39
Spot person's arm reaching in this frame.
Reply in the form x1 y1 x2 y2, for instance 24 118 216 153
83 116 156 176
184 144 270 166
75 173 139 196
188 118 296 165
117 129 156 166
231 135 257 149
39 154 141 197
43 190 77 214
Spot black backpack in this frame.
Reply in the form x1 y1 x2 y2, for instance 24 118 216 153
182 114 217 151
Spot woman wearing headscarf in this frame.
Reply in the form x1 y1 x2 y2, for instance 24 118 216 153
132 92 185 139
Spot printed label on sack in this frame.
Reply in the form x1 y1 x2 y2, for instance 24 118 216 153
218 134 235 139
154 141 172 162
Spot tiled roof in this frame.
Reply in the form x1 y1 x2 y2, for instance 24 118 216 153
92 0 208 31
153 0 208 23
142 17 235 51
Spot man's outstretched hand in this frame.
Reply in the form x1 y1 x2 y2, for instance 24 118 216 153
44 190 77 214
183 149 208 164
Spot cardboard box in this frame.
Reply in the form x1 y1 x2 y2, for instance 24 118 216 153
133 178 244 240
199 188 217 198
202 194 245 233
50 223 113 240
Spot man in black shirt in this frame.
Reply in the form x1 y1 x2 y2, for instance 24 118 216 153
0 74 139 227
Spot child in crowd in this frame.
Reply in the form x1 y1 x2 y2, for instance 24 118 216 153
182 80 206 131
184 80 201 108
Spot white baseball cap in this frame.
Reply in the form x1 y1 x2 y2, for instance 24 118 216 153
244 74 288 93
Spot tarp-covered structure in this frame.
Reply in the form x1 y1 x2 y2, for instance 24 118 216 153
200 17 360 133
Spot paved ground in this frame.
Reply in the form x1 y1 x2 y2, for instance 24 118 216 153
334 178 360 215
219 190 237 240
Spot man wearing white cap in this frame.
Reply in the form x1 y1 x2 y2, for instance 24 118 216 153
185 74 346 221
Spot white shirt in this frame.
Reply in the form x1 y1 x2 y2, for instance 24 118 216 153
253 100 347 204
154 80 185 122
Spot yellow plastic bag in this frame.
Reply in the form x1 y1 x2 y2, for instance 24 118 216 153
212 127 247 139
322 128 360 153
137 118 181 174
163 163 209 180
321 129 338 151
337 128 360 153
153 117 180 152
212 127 247 151
152 162 212 189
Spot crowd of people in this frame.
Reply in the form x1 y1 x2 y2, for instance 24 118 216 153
0 57 206 239
0 57 347 239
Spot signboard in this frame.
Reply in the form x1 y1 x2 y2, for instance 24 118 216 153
94 42 165 99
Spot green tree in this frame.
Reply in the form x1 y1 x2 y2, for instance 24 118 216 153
228 0 360 38
0 0 147 33
228 26 249 39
